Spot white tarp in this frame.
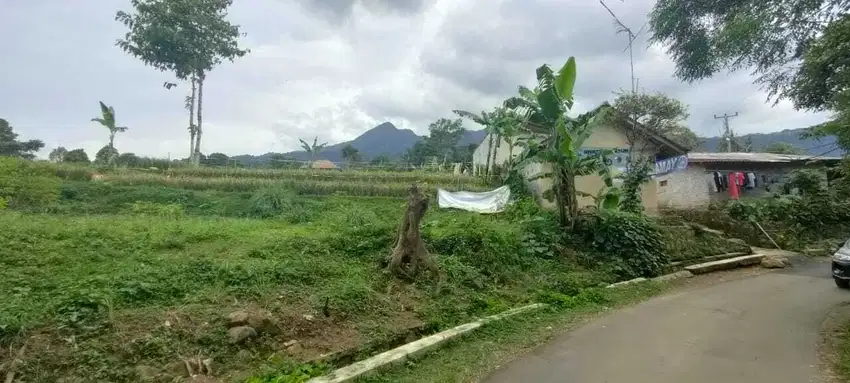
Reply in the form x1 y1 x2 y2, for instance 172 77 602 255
437 185 511 213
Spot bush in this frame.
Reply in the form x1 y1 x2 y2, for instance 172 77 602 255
0 157 61 210
574 210 667 279
248 187 299 218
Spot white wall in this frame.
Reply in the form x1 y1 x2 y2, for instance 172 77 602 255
656 166 712 209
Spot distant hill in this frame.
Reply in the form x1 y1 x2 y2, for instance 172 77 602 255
698 128 840 156
232 122 487 166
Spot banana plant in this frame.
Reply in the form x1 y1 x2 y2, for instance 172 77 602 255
299 136 328 164
505 57 611 229
91 101 128 150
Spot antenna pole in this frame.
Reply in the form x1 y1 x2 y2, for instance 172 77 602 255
714 112 740 152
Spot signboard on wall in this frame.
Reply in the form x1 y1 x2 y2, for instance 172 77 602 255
654 154 688 176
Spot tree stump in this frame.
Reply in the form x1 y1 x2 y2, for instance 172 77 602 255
387 185 438 278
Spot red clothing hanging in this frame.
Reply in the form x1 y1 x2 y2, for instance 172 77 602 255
729 173 740 200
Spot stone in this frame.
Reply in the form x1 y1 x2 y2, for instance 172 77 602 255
227 311 249 327
236 349 253 362
228 326 258 344
283 339 299 348
249 315 281 335
761 255 791 269
134 365 162 382
303 314 315 321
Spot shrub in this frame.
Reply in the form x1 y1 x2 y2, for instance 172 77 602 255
0 157 61 210
248 187 298 218
574 210 667 279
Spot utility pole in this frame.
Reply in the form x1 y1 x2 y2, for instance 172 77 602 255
714 112 739 152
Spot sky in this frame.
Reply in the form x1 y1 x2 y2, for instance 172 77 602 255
0 0 831 159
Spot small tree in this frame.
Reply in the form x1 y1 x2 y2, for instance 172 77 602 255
505 57 609 229
63 149 91 164
48 147 68 163
95 145 120 165
341 144 361 167
612 91 699 154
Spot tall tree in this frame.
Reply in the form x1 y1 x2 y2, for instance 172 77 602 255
762 142 804 155
91 101 128 151
505 58 609 228
116 0 249 165
649 0 849 100
48 147 68 163
0 119 44 160
612 91 700 152
299 136 328 163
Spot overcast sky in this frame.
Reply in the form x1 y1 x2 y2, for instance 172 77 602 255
0 0 830 159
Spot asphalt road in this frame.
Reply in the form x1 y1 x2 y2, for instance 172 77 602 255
485 257 849 383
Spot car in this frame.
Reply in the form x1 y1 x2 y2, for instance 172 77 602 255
833 240 850 288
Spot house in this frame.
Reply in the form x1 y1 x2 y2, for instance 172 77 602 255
656 152 842 209
308 159 340 170
472 106 688 212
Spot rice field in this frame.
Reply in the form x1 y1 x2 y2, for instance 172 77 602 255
49 164 493 197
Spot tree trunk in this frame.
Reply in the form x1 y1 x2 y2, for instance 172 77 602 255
188 77 197 159
484 133 493 177
193 72 205 166
553 170 568 228
109 132 115 150
490 134 501 175
565 172 578 230
387 185 438 279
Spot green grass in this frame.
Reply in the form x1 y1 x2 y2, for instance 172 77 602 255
662 225 752 263
832 320 850 381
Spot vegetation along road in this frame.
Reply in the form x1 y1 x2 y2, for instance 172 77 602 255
485 258 846 383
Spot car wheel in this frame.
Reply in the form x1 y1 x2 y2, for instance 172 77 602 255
836 278 850 289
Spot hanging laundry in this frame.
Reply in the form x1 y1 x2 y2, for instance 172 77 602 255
747 172 756 189
736 172 746 187
712 172 723 192
729 173 740 200
721 173 729 191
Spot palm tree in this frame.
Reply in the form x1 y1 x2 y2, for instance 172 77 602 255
299 136 328 165
505 57 610 229
91 101 128 150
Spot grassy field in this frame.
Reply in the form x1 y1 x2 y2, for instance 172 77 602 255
0 174 616 382
0 160 752 382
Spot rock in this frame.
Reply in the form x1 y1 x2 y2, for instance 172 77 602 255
228 326 258 344
761 255 791 269
227 311 249 327
284 340 303 355
283 339 298 348
303 314 315 322
134 365 162 382
249 315 281 336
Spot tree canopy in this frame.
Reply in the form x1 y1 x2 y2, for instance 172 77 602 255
762 142 804 155
612 91 701 150
649 0 849 100
0 119 44 160
63 149 91 164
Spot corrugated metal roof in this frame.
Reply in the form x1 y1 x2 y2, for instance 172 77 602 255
687 152 842 163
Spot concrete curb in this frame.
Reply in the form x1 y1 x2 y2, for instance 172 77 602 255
605 269 695 288
685 254 764 275
307 303 547 383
